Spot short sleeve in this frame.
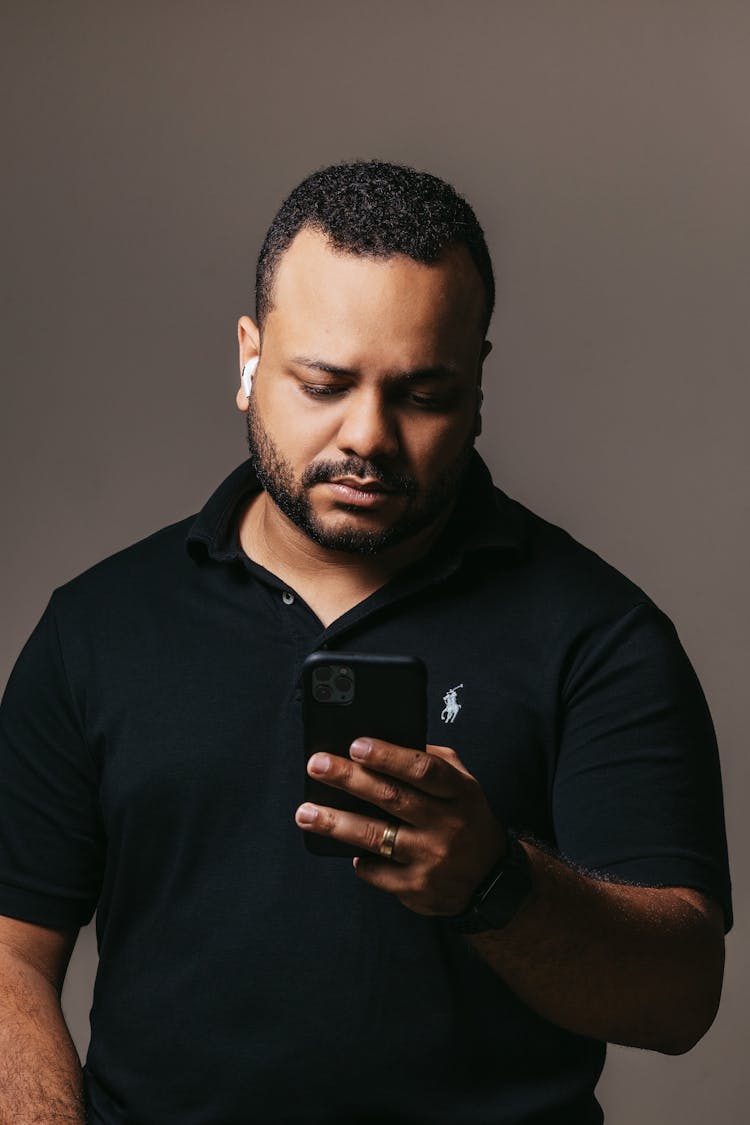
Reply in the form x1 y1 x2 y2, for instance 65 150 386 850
553 601 733 932
0 594 104 927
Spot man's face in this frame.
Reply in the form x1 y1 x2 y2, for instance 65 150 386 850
239 228 488 555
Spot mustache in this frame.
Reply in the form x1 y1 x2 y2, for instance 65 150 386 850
301 457 418 496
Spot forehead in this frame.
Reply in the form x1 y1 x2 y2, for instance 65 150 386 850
264 228 486 364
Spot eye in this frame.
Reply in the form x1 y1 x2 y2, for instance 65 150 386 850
301 383 347 398
404 389 454 411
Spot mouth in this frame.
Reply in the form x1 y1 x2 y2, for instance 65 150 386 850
323 478 398 509
331 477 394 493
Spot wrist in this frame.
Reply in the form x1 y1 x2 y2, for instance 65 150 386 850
448 830 534 934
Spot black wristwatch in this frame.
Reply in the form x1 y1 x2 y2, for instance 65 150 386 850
449 830 533 934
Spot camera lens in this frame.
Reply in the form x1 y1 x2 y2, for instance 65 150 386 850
315 684 332 701
334 674 352 693
315 666 333 681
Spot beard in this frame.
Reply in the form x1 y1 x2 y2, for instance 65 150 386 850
245 399 473 555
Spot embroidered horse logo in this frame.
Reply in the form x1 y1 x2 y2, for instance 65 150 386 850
441 683 463 724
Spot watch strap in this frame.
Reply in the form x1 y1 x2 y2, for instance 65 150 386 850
448 830 533 934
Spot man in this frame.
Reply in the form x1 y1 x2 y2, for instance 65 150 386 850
0 161 732 1123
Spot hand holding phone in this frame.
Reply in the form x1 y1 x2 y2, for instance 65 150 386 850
301 651 427 857
297 713 508 920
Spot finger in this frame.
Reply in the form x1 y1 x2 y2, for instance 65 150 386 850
426 743 474 778
295 801 415 861
353 853 409 896
348 737 464 799
306 752 435 828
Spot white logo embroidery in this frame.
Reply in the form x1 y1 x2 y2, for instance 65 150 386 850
441 683 463 724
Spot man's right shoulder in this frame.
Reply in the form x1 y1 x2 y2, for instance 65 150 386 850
50 514 199 616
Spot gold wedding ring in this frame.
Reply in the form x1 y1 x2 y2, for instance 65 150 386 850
378 822 399 859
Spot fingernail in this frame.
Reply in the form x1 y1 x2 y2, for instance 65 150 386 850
352 857 360 870
350 739 371 760
309 753 331 774
296 803 318 825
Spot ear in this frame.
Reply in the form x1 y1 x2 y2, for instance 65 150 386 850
475 338 491 436
474 400 483 437
236 315 260 411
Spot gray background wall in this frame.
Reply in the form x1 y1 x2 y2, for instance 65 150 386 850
2 2 747 1120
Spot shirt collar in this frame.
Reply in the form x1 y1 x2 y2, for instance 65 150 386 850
185 451 527 565
443 453 527 561
186 458 262 564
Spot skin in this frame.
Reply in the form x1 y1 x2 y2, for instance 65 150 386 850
234 226 726 1054
0 916 83 1122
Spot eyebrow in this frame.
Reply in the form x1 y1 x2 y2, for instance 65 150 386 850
289 356 461 383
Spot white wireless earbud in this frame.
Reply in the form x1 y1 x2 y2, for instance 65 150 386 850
241 357 259 398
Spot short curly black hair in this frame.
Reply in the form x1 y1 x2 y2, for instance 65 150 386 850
255 160 494 334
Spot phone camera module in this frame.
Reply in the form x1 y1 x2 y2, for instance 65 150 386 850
312 663 355 704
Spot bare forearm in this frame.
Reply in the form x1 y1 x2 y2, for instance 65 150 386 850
0 953 84 1124
469 842 724 1054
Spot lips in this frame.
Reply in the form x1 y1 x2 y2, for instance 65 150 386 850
323 479 397 508
330 477 393 493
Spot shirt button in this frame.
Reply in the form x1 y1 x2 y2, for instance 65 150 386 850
282 590 295 605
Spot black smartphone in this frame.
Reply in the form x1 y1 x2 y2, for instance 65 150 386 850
301 651 428 857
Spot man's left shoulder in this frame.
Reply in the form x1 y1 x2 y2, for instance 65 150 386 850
487 485 663 630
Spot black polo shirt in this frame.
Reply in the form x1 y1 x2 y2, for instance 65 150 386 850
0 454 732 1124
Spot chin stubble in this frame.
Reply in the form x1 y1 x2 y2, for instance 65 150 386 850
245 403 472 555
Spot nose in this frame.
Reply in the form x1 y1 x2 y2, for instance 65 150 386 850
335 388 400 463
